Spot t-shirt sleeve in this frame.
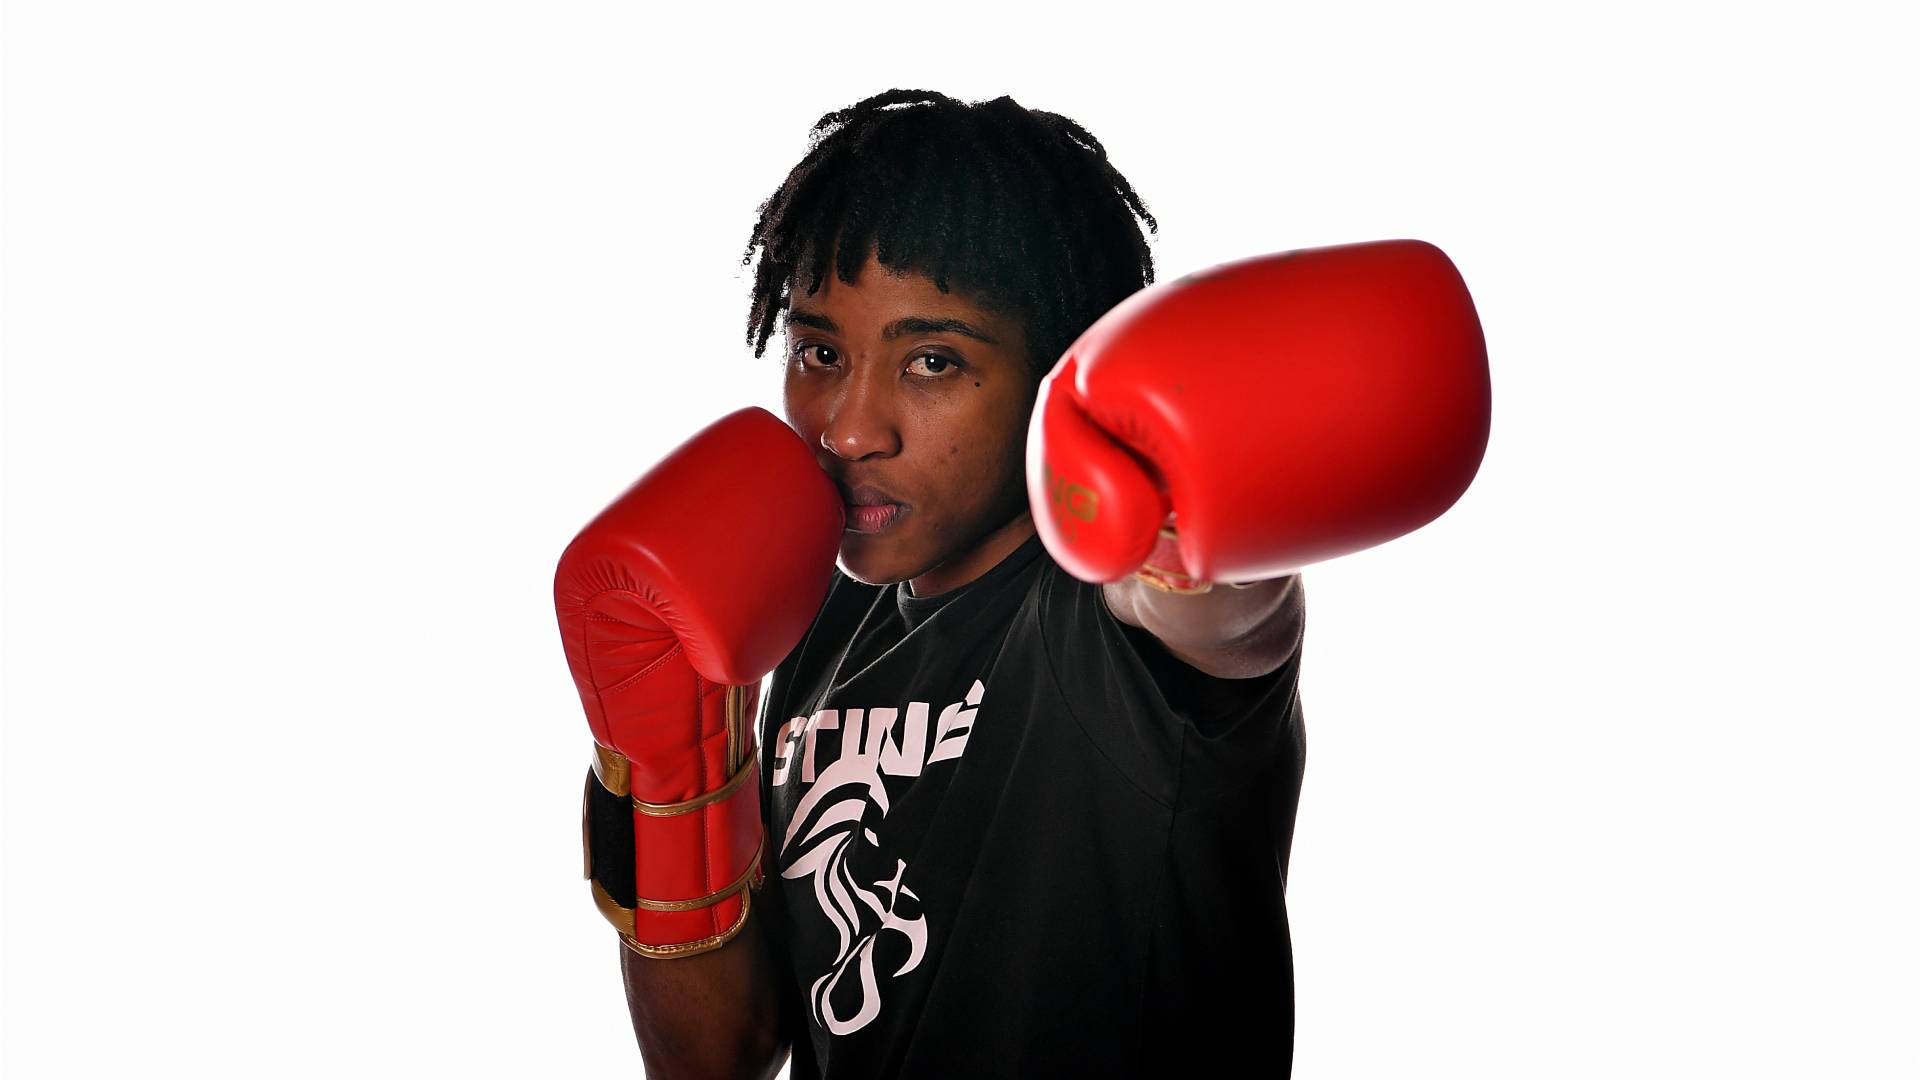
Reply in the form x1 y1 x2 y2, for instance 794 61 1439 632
1034 558 1304 801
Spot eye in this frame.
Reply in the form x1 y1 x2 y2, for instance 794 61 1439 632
791 343 837 368
908 351 965 379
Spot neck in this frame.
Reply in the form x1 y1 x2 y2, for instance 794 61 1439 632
906 512 1037 599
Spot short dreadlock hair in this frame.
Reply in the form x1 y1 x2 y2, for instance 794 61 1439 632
742 89 1158 386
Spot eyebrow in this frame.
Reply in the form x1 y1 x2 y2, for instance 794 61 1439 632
783 309 1001 346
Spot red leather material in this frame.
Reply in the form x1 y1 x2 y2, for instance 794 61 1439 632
555 406 844 951
1032 353 1167 580
1028 239 1491 584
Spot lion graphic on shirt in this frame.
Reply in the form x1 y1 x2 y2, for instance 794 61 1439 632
771 678 984 1035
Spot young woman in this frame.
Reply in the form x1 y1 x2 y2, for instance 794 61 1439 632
732 89 1303 1077
561 84 1488 1077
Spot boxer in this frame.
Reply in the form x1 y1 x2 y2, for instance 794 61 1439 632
556 88 1488 1079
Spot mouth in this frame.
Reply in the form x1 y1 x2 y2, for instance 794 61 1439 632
839 482 907 535
844 502 904 535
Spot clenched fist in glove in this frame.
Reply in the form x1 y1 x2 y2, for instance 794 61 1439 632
1028 239 1490 590
554 407 843 957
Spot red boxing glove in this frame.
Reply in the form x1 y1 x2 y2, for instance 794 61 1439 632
555 407 843 957
1028 239 1490 588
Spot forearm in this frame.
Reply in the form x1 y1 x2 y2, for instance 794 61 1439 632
1108 573 1304 678
618 905 790 1080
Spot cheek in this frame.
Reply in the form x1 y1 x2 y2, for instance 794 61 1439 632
781 384 818 442
948 417 1024 503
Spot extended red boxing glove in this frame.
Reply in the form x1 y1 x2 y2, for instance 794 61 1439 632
554 407 843 957
1028 239 1490 588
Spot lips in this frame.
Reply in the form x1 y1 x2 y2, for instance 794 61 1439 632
839 481 906 534
841 482 904 507
845 503 902 533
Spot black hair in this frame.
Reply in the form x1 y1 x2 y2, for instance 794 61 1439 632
741 89 1158 385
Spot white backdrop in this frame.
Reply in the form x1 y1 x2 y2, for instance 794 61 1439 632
5 2 1916 1076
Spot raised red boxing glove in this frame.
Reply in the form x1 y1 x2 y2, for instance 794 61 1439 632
555 407 843 957
1028 239 1490 587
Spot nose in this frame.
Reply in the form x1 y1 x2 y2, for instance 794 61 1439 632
817 360 901 462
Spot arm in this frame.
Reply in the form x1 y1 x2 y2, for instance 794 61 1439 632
618 908 791 1080
1101 573 1304 679
553 408 842 1078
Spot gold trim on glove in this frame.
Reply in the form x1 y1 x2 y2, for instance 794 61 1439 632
593 742 759 815
634 839 764 912
1131 523 1259 594
593 683 757 798
591 743 632 797
616 887 756 959
726 683 751 776
631 755 760 817
589 840 765 959
1134 567 1214 594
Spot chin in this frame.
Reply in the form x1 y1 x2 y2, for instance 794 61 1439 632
836 540 914 588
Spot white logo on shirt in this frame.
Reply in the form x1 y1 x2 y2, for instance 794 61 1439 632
770 677 985 1035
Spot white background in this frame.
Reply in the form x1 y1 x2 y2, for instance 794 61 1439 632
5 2 1916 1076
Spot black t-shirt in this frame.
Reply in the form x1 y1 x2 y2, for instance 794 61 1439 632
755 530 1307 1077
